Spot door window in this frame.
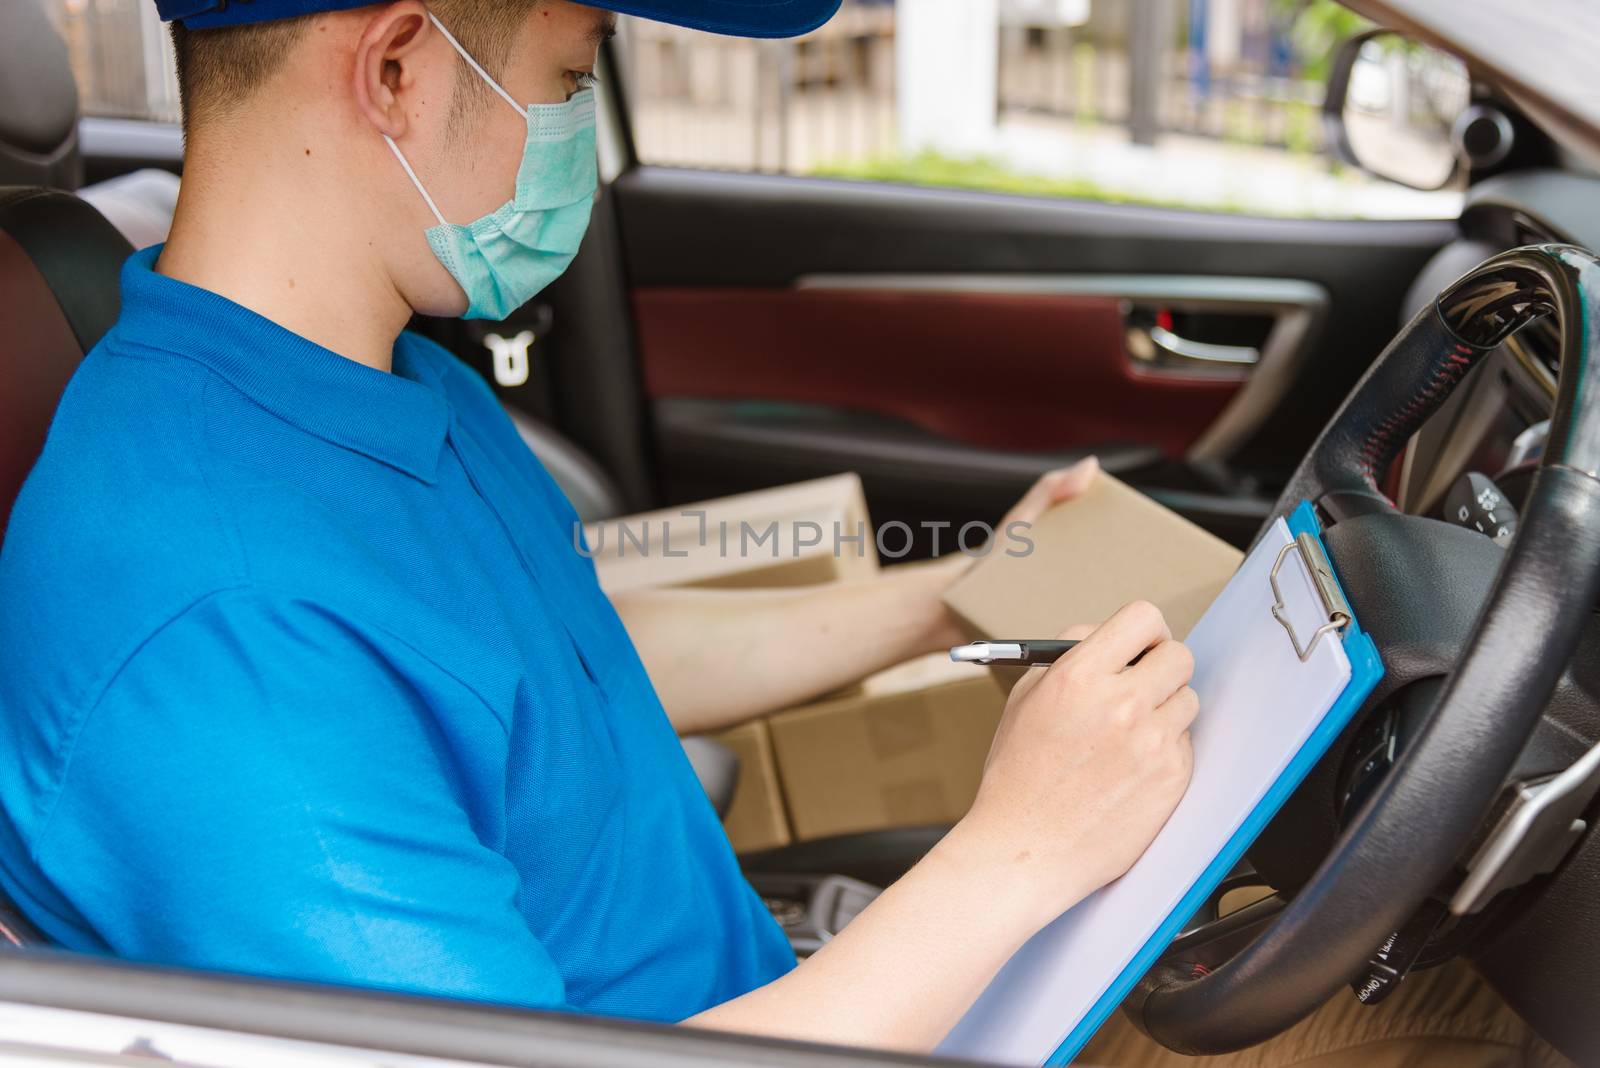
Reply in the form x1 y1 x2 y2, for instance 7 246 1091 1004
614 0 1464 219
45 0 182 124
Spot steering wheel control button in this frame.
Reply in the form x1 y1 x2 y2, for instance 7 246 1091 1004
1339 709 1400 816
1443 471 1518 545
1351 900 1447 1006
1352 961 1401 1006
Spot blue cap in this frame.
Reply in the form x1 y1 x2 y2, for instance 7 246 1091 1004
155 0 842 38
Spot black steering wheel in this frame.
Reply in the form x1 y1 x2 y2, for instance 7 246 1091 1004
1127 244 1600 1053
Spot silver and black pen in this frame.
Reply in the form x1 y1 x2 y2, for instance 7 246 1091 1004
949 639 1149 667
948 640 1081 667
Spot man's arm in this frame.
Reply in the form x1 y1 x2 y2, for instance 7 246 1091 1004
40 587 1194 1054
690 602 1198 1051
614 459 1099 735
611 559 963 734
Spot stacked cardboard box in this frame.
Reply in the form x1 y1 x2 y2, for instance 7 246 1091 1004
597 471 1244 855
766 652 1006 842
589 475 883 852
709 719 790 854
585 473 878 595
708 653 1006 851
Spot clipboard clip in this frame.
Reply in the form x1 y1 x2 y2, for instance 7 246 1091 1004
1270 532 1353 662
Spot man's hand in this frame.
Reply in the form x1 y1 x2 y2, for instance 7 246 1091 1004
923 456 1101 648
689 600 1198 1052
952 600 1198 921
994 455 1100 546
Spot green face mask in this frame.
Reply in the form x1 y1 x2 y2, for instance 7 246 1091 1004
385 14 598 321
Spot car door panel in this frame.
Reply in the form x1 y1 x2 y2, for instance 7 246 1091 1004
606 167 1454 545
633 285 1234 455
636 274 1330 458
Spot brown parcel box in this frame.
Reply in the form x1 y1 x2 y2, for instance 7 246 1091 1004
941 473 1243 643
769 654 1007 842
591 474 880 852
584 474 879 594
709 719 791 853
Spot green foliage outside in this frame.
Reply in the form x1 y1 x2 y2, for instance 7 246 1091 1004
811 150 1285 217
1272 0 1373 81
1282 99 1320 156
811 151 1142 205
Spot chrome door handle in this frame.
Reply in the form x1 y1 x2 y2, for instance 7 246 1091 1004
1128 323 1261 369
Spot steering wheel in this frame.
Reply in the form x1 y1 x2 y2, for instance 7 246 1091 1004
1127 244 1600 1053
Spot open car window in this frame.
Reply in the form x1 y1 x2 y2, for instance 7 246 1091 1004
612 0 1464 219
45 0 181 125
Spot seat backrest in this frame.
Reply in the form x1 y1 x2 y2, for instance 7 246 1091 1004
0 187 133 539
0 1 83 191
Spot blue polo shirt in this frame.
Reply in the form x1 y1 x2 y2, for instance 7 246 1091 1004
0 247 793 1018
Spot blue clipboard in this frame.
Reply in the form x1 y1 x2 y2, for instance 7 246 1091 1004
1043 499 1384 1064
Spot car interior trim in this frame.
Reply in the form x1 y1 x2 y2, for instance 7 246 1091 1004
795 273 1329 462
0 955 924 1068
593 63 629 185
1463 170 1598 253
1450 733 1600 915
635 286 1238 457
1394 353 1509 514
77 117 183 170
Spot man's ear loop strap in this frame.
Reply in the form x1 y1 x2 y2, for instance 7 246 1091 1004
383 11 529 228
384 135 448 227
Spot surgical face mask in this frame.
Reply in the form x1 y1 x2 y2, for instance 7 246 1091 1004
385 14 597 321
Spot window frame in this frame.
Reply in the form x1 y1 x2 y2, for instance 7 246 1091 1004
0 950 935 1068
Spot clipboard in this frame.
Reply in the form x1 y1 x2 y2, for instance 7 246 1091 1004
937 500 1384 1066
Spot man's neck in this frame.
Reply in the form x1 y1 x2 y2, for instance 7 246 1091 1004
157 130 415 374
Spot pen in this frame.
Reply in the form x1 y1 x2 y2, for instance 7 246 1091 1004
949 640 1079 667
949 640 1150 667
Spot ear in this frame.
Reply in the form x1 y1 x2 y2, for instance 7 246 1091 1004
351 1 435 141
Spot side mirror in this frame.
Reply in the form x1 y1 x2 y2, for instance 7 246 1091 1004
1322 29 1472 191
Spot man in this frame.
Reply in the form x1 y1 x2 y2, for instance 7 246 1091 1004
0 1 1567 1063
0 0 1195 1049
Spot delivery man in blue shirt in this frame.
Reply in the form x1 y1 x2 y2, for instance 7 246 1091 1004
0 1 1544 1063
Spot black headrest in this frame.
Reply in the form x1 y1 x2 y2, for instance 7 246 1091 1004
0 1 83 190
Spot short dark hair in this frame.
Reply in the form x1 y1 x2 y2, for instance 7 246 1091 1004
169 2 539 137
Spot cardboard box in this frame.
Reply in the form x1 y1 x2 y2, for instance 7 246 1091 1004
585 474 879 594
768 653 1007 842
941 473 1243 642
594 474 880 852
709 719 792 853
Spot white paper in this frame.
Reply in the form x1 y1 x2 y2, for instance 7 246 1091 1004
938 518 1352 1065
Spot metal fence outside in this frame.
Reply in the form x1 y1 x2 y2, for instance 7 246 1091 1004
48 0 181 126
620 2 898 174
48 0 1328 167
997 29 1324 152
622 0 1332 175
